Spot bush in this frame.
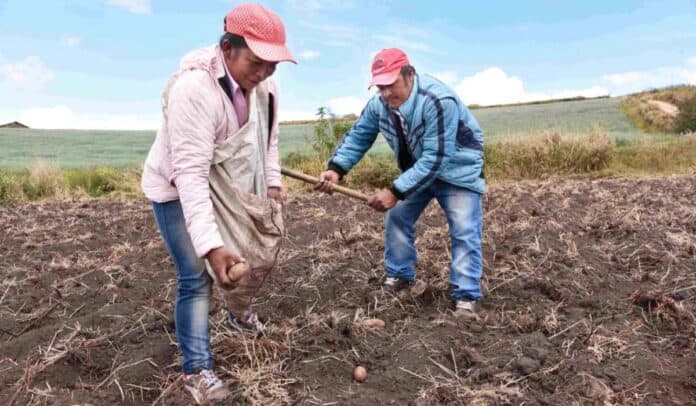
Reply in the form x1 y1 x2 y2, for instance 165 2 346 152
0 165 142 205
23 162 66 200
345 154 399 189
0 171 24 204
674 95 696 133
65 167 126 196
484 129 615 179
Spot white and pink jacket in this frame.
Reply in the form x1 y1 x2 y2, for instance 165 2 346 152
141 44 281 258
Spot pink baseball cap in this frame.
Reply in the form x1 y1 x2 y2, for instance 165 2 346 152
225 3 297 64
369 48 410 88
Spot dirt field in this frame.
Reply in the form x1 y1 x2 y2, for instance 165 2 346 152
1 175 694 405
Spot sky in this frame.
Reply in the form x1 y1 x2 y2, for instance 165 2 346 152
0 0 694 129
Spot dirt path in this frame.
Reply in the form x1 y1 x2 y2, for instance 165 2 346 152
1 176 695 405
648 99 679 117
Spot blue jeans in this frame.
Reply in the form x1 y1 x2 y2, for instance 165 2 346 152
152 200 212 374
385 181 483 301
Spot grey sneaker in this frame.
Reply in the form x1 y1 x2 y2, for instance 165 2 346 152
183 369 230 404
383 277 414 292
454 299 480 320
227 309 265 334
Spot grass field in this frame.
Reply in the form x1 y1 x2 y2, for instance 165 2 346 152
0 97 651 169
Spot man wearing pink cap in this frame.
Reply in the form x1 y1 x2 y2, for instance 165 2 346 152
316 48 485 319
140 4 295 403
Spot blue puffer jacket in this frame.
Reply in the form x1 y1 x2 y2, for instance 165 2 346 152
328 74 485 198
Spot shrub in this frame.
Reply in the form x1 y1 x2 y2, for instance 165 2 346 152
484 129 615 179
345 154 399 189
0 171 24 204
0 165 144 205
65 167 125 196
674 95 696 133
23 162 66 200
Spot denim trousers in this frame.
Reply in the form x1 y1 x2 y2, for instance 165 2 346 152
385 181 484 301
152 200 212 374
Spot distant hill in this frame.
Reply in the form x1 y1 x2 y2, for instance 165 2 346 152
0 121 29 129
468 95 610 110
620 85 696 133
279 96 612 125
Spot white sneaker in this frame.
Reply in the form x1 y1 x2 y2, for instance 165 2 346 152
455 300 477 312
227 309 266 334
183 369 230 404
454 299 480 320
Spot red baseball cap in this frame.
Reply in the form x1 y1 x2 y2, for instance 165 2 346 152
225 3 297 64
369 48 410 88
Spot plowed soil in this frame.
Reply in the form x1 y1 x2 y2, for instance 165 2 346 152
1 175 694 405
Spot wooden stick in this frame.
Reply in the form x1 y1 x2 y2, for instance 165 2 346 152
281 167 369 202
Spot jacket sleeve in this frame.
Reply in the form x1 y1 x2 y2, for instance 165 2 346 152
265 80 282 188
167 71 225 258
392 97 457 198
326 99 380 176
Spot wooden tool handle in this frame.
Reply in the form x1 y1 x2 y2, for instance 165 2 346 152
281 167 369 202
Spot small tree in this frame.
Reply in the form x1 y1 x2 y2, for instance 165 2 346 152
316 106 329 120
312 107 332 158
312 107 356 159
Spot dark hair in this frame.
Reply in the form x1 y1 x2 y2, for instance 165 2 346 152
219 32 248 49
400 65 416 79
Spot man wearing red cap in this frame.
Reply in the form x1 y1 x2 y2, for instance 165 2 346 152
140 3 295 403
316 48 485 320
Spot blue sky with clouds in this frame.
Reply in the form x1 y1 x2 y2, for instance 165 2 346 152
0 0 694 129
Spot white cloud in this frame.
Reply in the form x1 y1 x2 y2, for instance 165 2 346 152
288 0 357 11
328 96 366 117
455 68 524 106
1 56 54 90
454 67 608 106
107 0 151 15
18 105 159 130
299 21 358 35
298 21 358 48
543 86 609 100
298 50 320 60
601 72 649 86
278 109 315 122
373 34 443 55
639 32 696 42
432 71 457 86
601 58 696 94
60 35 81 48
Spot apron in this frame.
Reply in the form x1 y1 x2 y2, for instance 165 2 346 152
205 81 284 318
